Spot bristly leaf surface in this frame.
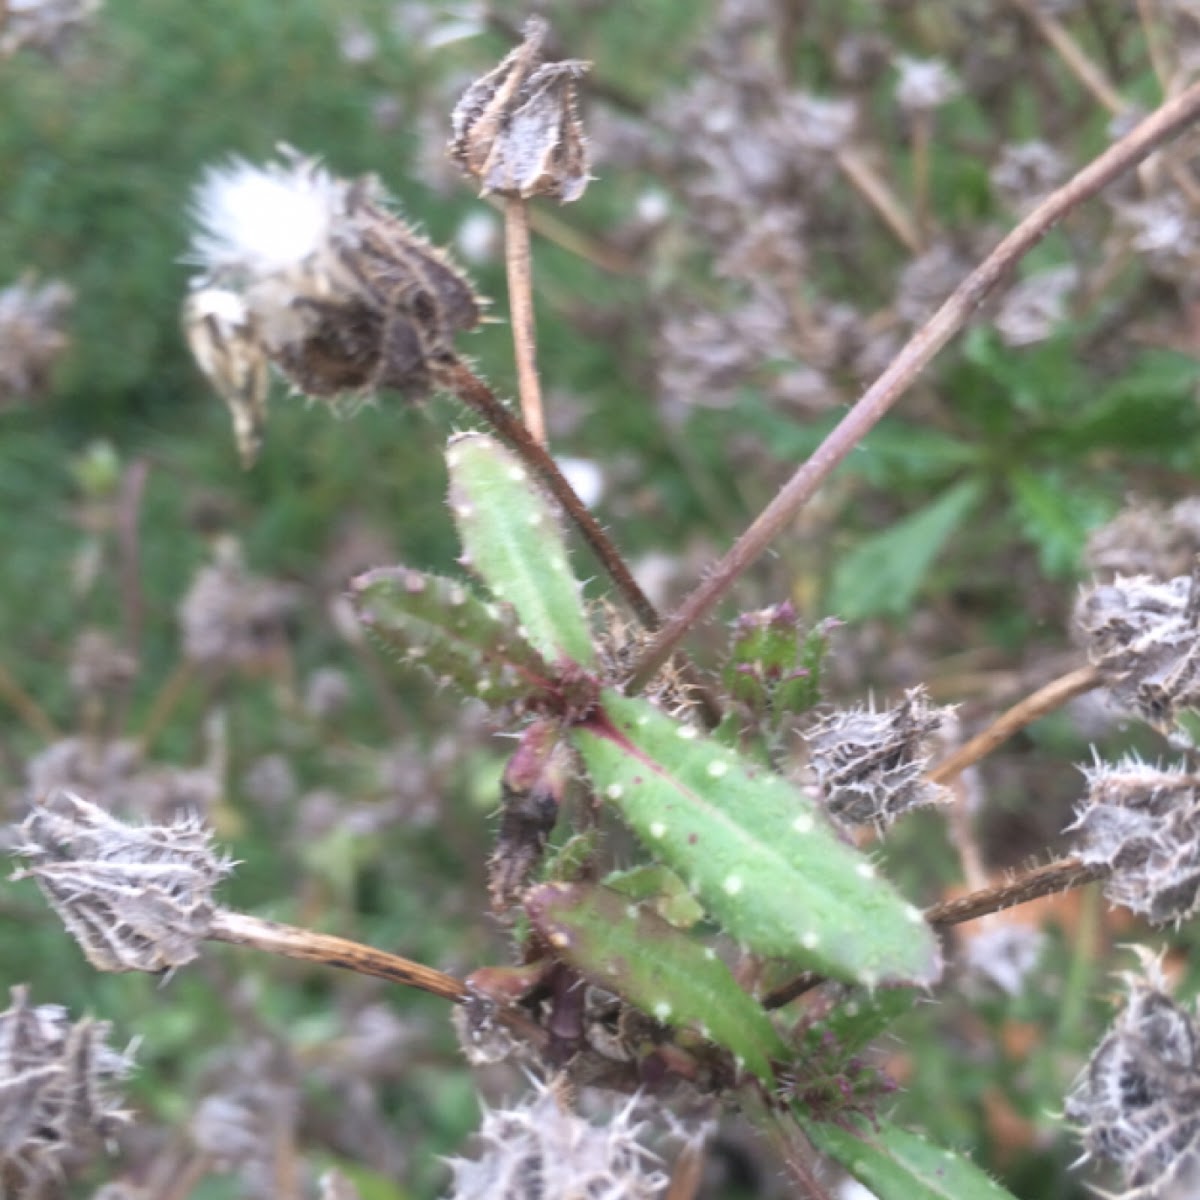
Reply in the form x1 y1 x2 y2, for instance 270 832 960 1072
446 432 596 667
350 565 556 706
525 880 788 1085
806 1117 1020 1200
572 691 942 987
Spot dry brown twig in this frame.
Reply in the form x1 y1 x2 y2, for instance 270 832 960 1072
627 79 1200 694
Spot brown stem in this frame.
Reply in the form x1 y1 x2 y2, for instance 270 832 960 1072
835 146 922 253
763 856 1110 1009
627 81 1200 694
208 909 468 1001
924 856 1108 928
929 664 1103 785
910 114 933 246
0 660 58 741
505 198 547 446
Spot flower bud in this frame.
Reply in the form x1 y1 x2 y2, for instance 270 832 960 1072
450 17 591 202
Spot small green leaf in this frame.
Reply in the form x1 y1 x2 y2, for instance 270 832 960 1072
572 692 942 986
446 433 595 666
525 881 787 1084
1008 468 1105 577
351 566 556 705
604 864 705 928
830 480 984 620
806 1117 1019 1200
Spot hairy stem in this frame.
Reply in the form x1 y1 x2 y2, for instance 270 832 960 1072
208 909 467 1001
505 197 547 446
627 80 1200 694
929 664 1103 785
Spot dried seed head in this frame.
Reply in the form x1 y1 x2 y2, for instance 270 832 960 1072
893 56 962 114
444 1079 667 1200
1068 757 1200 925
68 629 139 700
178 537 300 672
186 149 481 461
993 264 1078 347
450 17 591 202
990 141 1068 215
0 0 101 57
803 687 951 831
1085 499 1200 581
11 791 234 972
960 920 1046 997
1074 570 1200 733
0 985 133 1190
0 274 73 408
1066 957 1200 1199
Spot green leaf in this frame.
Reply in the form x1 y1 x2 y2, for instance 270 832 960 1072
445 433 595 667
806 1117 1019 1200
830 480 984 620
572 692 942 987
603 864 705 928
1007 468 1104 577
525 881 788 1084
350 566 556 706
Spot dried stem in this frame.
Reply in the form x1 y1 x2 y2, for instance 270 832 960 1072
924 856 1108 927
627 80 1200 694
929 664 1103 785
910 113 933 246
0 659 58 740
505 198 547 446
835 146 922 253
208 909 467 1001
763 855 1110 1010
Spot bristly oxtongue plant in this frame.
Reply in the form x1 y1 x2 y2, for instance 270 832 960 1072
352 432 988 1199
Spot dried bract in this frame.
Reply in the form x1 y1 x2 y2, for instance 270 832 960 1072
0 985 132 1191
450 17 591 202
1066 959 1200 1199
444 1080 667 1200
1068 757 1200 925
804 687 951 830
1074 571 1200 732
0 275 73 408
186 150 480 460
11 791 233 972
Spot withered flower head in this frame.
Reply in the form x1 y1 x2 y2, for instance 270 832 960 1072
444 1079 666 1200
1074 570 1200 732
186 148 481 462
450 17 591 202
1068 756 1200 925
11 791 234 972
1066 954 1200 1199
0 274 73 408
803 687 951 831
0 985 132 1190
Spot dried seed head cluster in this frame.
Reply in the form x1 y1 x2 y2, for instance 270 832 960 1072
0 274 73 407
0 985 132 1191
0 0 100 57
1068 757 1200 925
11 791 234 972
443 1080 667 1200
803 687 951 831
1066 959 1200 1200
178 538 300 672
185 148 481 463
1074 571 1200 732
450 17 591 202
1085 499 1200 581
